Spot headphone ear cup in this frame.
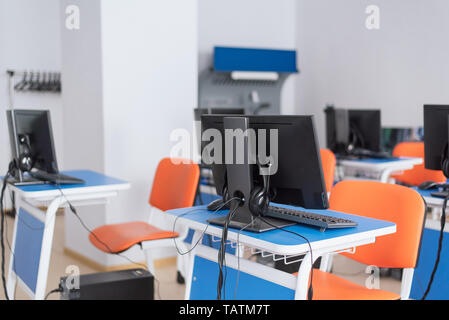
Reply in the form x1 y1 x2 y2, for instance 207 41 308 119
249 186 269 217
18 152 33 172
443 159 449 178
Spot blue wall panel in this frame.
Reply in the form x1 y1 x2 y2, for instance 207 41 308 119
214 47 297 73
190 256 295 300
410 228 449 300
13 208 44 293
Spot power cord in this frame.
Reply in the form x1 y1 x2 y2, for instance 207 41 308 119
1 170 11 300
217 200 240 300
1 161 16 300
171 197 241 256
421 192 448 300
44 284 63 300
257 216 315 300
54 185 162 300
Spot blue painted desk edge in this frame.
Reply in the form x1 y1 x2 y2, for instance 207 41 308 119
337 157 413 164
167 204 396 247
8 170 128 193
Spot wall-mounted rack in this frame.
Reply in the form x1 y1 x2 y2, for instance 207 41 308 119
199 46 298 115
6 69 62 110
7 69 61 93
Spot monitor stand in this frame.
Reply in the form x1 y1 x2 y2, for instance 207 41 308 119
6 172 45 186
207 116 294 233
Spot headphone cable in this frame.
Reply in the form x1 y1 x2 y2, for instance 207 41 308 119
257 215 314 300
421 191 448 299
217 200 239 300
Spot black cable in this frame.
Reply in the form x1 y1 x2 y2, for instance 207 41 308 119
54 185 162 300
421 192 448 300
257 216 314 300
44 286 62 300
171 197 240 256
217 201 239 300
0 169 11 300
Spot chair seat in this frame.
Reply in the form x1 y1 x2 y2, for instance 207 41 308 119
89 221 179 254
308 269 400 300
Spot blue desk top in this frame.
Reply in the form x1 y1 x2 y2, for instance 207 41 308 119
350 158 402 164
338 157 403 164
413 187 436 198
412 179 449 199
13 170 128 193
167 204 395 247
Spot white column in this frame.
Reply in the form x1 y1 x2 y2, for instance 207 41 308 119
60 0 198 267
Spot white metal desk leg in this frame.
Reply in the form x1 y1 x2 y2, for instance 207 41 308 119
319 253 333 273
294 252 318 300
34 197 64 300
184 230 202 300
6 194 21 299
379 169 394 183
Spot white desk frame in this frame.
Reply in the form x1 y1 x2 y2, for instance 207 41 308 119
337 157 423 183
173 215 396 300
6 182 130 300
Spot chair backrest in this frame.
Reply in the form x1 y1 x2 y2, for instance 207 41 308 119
391 141 446 186
329 180 426 269
320 149 336 193
149 158 200 211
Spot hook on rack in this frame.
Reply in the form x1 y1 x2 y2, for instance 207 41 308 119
7 69 62 93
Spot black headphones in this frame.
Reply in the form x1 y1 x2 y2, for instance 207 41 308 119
16 134 34 173
249 170 271 217
441 143 449 178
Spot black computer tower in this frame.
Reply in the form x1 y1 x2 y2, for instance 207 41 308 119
59 268 154 300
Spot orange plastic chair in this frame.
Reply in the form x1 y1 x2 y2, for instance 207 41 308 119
320 149 336 193
391 141 446 186
89 158 200 278
310 180 426 300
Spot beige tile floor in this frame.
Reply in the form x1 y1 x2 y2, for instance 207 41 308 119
0 214 400 300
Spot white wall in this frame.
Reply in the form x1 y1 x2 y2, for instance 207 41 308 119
60 0 108 265
101 0 198 264
60 0 198 266
296 0 449 146
0 0 63 176
198 0 298 114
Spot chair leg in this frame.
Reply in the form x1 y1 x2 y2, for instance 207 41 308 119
143 249 156 276
176 242 190 281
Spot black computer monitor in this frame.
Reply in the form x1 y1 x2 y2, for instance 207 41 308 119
325 106 381 154
424 105 449 171
325 107 350 154
201 115 328 232
349 109 381 152
7 109 58 175
382 127 423 154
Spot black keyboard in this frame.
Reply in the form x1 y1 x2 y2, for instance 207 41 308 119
264 205 358 229
30 171 85 185
350 149 392 159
